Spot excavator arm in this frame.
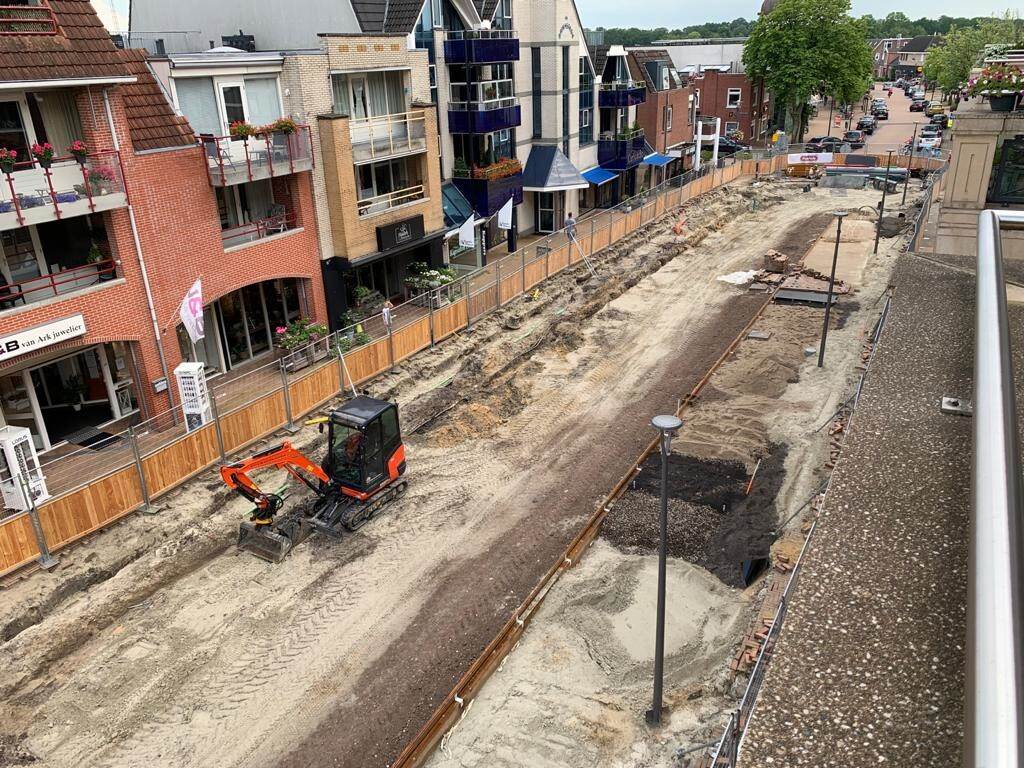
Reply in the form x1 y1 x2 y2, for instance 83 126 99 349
220 442 331 523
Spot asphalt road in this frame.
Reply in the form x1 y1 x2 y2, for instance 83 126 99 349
806 83 934 152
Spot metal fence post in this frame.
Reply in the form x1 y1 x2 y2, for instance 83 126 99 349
495 261 503 308
208 395 227 463
428 293 436 346
280 361 299 434
20 475 58 570
127 424 154 512
521 250 526 293
387 324 396 369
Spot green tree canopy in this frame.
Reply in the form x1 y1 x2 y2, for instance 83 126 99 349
924 15 1022 92
743 0 872 138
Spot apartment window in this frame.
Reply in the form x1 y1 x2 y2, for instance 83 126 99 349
449 63 513 107
175 75 282 135
492 0 512 31
531 47 542 139
355 156 423 215
725 121 739 135
687 94 694 125
579 57 594 145
453 130 513 167
664 105 673 132
332 71 407 117
414 4 439 103
726 88 742 109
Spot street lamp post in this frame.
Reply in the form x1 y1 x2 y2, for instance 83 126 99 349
818 210 848 368
873 149 894 255
645 413 683 726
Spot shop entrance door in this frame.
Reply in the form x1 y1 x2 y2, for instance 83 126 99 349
30 347 113 447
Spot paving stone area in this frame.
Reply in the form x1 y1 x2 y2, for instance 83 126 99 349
741 254 982 766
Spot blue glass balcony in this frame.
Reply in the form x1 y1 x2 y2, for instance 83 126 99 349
452 169 524 217
447 102 521 134
598 130 647 171
598 83 647 108
443 30 520 65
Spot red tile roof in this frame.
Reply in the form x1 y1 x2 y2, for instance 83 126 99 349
0 1 131 83
118 49 196 152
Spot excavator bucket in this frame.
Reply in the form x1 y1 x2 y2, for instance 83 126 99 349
237 521 296 563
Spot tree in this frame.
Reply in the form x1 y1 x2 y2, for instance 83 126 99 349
924 14 1021 93
743 0 872 139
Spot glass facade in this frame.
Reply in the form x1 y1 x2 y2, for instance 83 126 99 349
579 57 595 146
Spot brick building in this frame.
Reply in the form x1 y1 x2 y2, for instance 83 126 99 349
0 1 325 456
690 68 771 145
628 48 694 180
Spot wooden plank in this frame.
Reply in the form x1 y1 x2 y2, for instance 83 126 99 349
289 361 340 417
548 245 569 275
343 337 391 386
593 223 611 252
142 424 222 496
433 298 468 341
524 258 546 290
500 272 521 305
0 513 39 574
39 465 146 545
392 316 432 363
468 283 497 320
219 392 287 455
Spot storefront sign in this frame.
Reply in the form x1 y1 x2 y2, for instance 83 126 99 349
376 215 425 252
0 314 86 362
788 152 834 165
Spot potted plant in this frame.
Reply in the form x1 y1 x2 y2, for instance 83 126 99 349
0 147 17 175
275 317 330 369
68 140 88 165
63 374 87 412
967 63 1023 112
270 117 298 135
229 120 257 140
87 243 113 280
31 142 55 169
405 261 458 307
88 166 117 195
335 331 373 355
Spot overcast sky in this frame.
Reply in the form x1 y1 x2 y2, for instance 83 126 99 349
95 0 1012 34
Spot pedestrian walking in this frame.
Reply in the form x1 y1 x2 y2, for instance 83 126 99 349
381 299 394 331
564 212 577 242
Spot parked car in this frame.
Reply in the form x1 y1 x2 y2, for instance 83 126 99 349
714 136 750 156
857 115 877 134
874 106 890 120
806 137 847 153
926 103 945 117
909 99 927 112
929 112 950 129
843 130 866 149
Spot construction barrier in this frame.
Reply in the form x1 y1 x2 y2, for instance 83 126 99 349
0 153 943 577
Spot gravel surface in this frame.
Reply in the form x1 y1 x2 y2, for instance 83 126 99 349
602 490 722 562
740 254 977 766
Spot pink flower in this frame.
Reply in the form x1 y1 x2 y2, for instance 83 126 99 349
275 326 287 334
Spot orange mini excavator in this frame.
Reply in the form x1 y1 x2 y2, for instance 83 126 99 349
220 396 408 562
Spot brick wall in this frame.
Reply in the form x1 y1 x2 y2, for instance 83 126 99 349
694 70 772 144
636 85 695 155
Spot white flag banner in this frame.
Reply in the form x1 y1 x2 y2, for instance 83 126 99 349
179 278 204 344
497 197 514 230
458 215 476 248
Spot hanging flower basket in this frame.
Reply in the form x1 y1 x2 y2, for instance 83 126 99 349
989 94 1019 112
967 64 1023 112
31 142 55 169
0 148 16 175
68 140 89 165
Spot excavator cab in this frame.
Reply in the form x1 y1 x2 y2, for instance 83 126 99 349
223 395 407 563
323 396 406 497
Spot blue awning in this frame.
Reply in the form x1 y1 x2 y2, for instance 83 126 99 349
582 166 618 186
642 153 674 167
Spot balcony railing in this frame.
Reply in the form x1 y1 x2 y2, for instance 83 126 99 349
356 184 426 217
443 29 520 65
598 82 648 108
0 258 117 311
598 129 647 171
452 162 523 217
221 210 298 249
447 99 521 134
200 125 314 187
0 4 58 35
0 151 128 232
349 111 428 165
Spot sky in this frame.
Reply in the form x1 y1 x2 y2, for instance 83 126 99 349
95 0 1012 34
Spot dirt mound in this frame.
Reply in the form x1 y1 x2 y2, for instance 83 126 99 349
602 491 721 561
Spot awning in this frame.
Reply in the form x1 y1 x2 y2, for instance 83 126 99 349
642 153 674 167
522 145 589 192
581 166 618 186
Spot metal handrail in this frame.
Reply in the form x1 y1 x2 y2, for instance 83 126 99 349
356 184 426 216
969 209 1024 768
445 29 517 40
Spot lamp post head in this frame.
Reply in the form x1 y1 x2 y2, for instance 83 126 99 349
651 415 683 434
833 210 849 218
